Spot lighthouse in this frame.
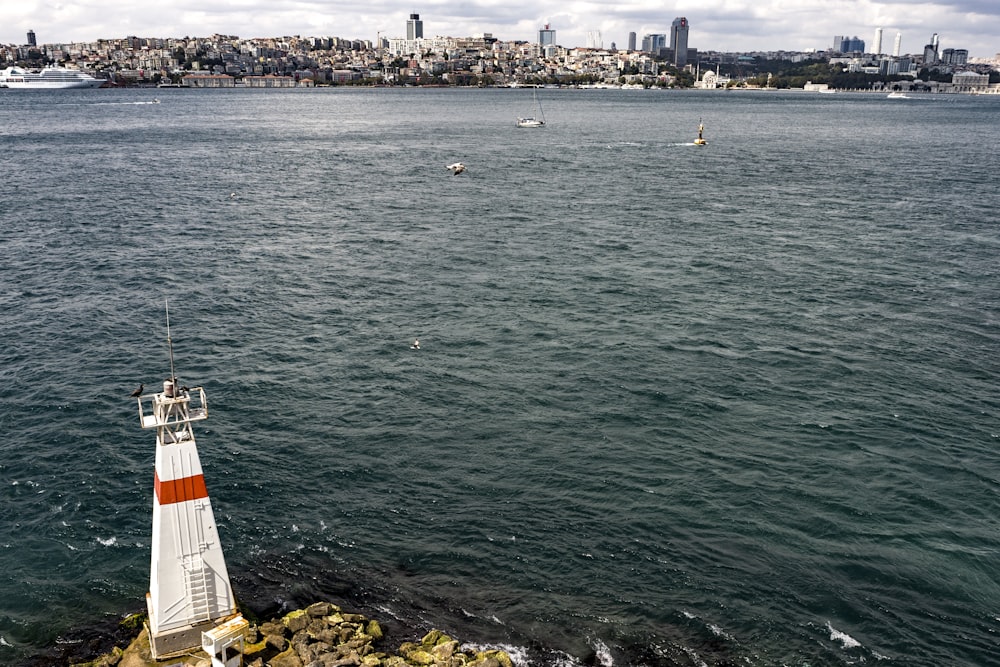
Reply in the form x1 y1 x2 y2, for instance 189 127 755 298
136 374 239 659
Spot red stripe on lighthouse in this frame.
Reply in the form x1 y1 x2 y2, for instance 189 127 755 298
154 470 209 504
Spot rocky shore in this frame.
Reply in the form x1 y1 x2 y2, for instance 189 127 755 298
74 602 514 667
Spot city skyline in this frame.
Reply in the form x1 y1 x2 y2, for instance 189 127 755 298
1 0 997 58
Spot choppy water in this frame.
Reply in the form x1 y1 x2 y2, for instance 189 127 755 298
1 86 999 666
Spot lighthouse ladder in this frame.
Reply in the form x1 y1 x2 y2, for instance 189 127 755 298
184 555 212 624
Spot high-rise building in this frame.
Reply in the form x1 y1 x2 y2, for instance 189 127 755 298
406 14 423 40
587 30 603 49
539 23 556 47
27 29 36 47
628 32 636 51
839 36 865 53
670 17 689 66
833 35 844 51
873 27 883 56
893 32 902 57
923 33 939 64
938 46 967 66
642 34 666 54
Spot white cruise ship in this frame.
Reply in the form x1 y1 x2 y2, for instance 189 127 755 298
0 66 105 89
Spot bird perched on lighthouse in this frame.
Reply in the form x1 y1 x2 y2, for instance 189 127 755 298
446 162 466 175
129 383 144 397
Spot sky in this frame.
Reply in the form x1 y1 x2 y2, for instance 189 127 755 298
1 0 998 59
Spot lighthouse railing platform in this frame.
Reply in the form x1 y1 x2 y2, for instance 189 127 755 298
137 386 208 429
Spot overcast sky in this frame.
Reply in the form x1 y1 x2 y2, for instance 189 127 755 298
1 0 997 59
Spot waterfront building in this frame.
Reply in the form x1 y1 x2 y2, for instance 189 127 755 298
670 17 689 66
182 72 236 87
952 70 988 92
407 14 423 41
539 24 556 47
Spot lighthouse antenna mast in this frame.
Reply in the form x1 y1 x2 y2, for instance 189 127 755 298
165 299 176 384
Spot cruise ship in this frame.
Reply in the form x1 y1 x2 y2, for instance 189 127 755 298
0 66 105 89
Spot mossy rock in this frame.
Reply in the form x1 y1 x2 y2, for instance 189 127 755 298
420 630 447 647
269 645 305 667
406 649 437 665
119 613 146 633
366 619 384 641
283 608 311 633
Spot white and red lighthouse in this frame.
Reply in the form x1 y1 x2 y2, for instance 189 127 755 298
136 377 239 659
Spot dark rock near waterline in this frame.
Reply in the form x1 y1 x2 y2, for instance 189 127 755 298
71 602 513 667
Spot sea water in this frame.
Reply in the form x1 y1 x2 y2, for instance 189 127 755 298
1 86 999 666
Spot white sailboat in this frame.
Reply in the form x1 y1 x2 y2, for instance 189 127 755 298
516 87 546 128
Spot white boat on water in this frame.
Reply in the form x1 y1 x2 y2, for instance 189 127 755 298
0 65 104 89
887 91 910 99
516 88 545 128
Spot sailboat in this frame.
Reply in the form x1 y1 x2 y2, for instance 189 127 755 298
693 119 707 146
516 87 545 128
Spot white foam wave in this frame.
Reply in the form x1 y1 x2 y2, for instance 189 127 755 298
463 642 530 667
546 650 583 667
681 646 709 667
0 635 12 647
827 621 861 648
708 623 733 640
97 536 117 547
591 638 613 667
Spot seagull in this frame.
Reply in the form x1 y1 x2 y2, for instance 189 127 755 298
446 162 466 175
129 383 144 397
411 339 420 350
229 192 237 199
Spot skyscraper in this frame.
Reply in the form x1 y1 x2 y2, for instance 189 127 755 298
406 14 423 40
670 17 689 67
27 29 36 47
539 24 556 47
873 27 883 56
924 33 939 64
839 36 865 53
893 32 902 57
642 34 666 54
628 32 636 51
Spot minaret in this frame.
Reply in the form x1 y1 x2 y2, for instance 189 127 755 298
136 315 238 659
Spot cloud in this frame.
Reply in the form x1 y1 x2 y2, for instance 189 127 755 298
1 0 997 57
